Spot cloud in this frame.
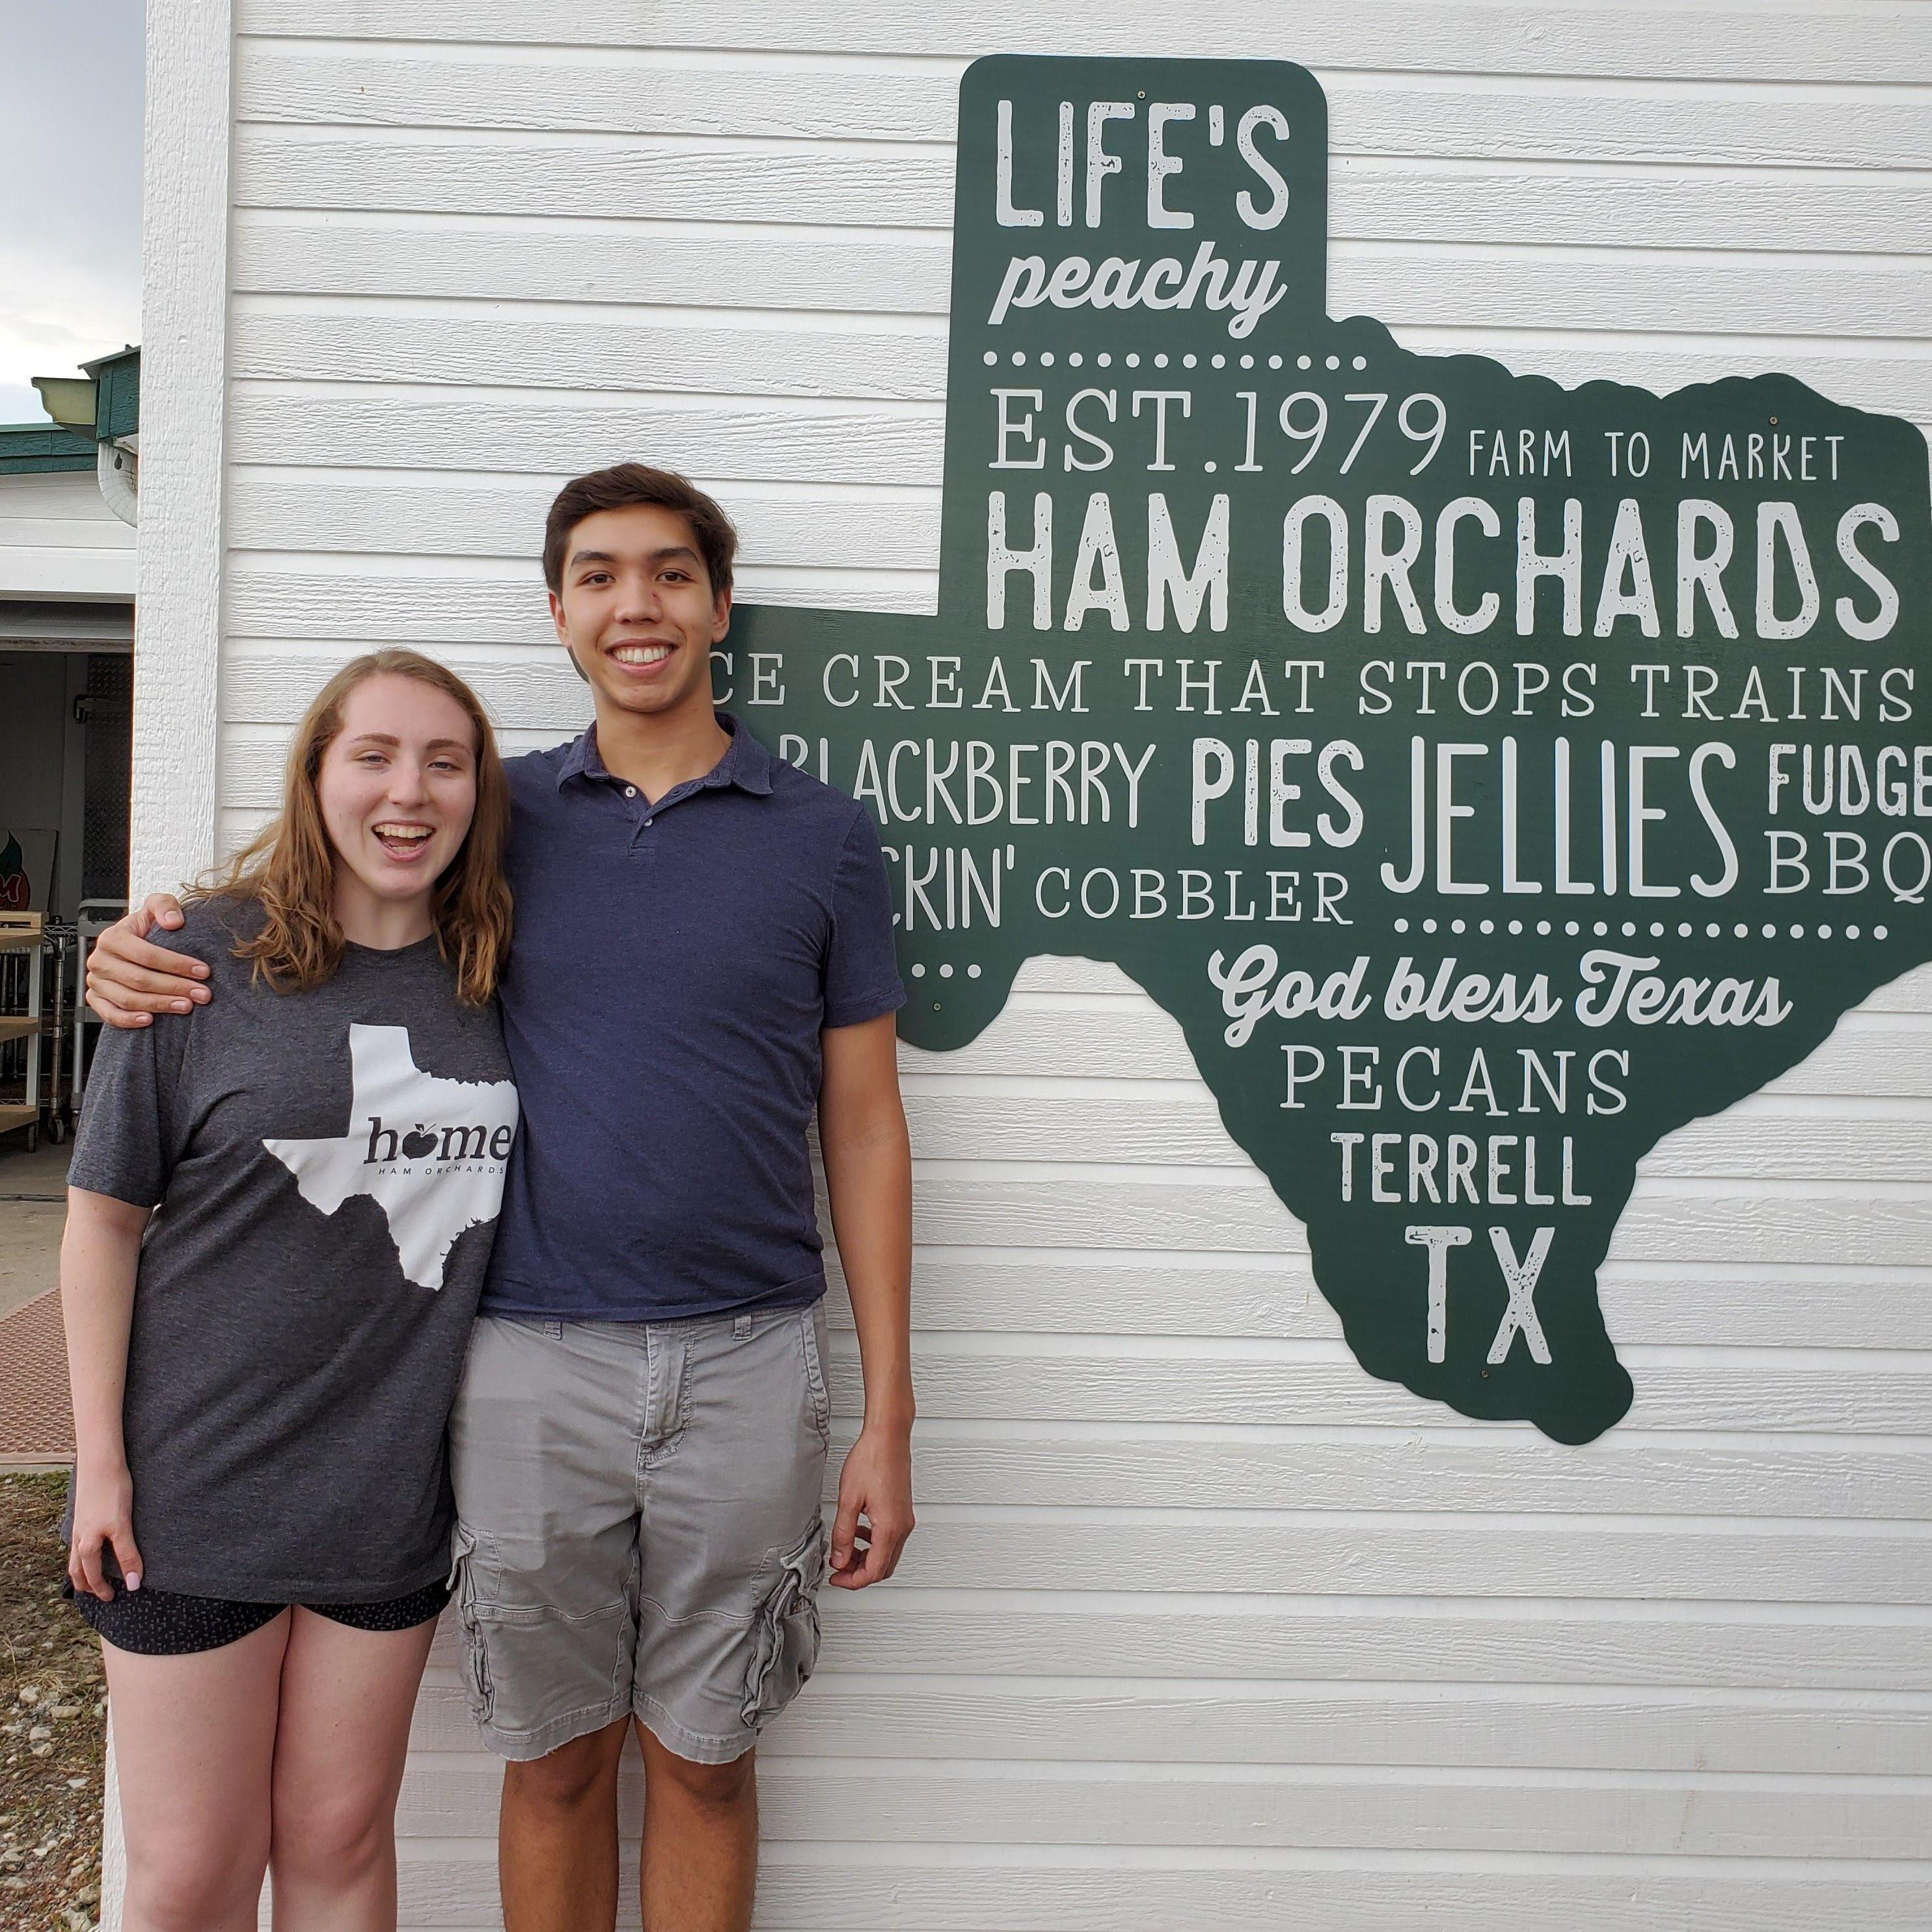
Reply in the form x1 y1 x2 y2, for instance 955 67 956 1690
0 240 140 385
0 241 140 391
0 0 143 392
0 385 53 426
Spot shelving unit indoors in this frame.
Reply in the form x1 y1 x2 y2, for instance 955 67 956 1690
0 911 73 1150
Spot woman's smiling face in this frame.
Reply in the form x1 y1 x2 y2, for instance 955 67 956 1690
317 673 480 916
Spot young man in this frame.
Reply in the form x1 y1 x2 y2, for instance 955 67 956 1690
85 464 917 1932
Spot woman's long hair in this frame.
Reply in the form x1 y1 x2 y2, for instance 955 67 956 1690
197 649 513 1005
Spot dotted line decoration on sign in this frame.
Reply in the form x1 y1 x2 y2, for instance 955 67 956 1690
1391 917 1884 941
986 349 1373 372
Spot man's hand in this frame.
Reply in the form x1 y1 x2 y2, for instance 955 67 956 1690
828 1424 914 1590
817 1012 916 1589
86 893 210 1028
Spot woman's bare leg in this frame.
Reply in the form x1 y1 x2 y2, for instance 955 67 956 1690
266 1605 437 1931
103 1610 290 1932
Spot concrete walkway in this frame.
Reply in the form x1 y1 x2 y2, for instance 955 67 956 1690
0 1141 72 1467
0 1139 69 1324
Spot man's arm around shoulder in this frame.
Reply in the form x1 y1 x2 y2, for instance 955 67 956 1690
87 895 212 1028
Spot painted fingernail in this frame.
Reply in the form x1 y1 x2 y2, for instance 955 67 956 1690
126 1573 141 1591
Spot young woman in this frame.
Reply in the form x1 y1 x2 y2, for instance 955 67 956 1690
61 649 517 1932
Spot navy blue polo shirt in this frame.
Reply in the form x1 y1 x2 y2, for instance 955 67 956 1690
479 711 905 1322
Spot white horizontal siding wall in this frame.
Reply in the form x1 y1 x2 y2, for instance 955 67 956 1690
140 0 1932 1923
0 470 135 603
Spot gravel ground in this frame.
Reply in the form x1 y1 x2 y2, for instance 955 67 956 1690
0 1474 103 1931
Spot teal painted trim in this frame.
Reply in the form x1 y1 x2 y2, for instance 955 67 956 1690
82 347 140 442
0 424 97 472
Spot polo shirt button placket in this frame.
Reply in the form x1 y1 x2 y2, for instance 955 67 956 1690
619 783 654 850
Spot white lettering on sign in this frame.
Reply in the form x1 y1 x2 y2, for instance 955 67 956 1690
988 240 1288 340
1404 1223 1472 1365
1487 1225 1555 1365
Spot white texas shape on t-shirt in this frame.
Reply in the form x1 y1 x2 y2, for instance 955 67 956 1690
264 1024 520 1290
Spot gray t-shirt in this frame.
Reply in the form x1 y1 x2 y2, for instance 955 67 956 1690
68 901 519 1601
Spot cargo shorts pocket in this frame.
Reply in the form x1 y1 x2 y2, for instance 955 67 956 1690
449 1525 494 1727
799 1304 832 1447
741 1516 829 1728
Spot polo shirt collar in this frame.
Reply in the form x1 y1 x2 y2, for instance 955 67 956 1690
556 710 774 798
711 711 776 795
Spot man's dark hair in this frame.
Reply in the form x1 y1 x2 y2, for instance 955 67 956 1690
542 463 738 598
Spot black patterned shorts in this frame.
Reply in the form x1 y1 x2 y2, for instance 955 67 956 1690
66 1575 451 1656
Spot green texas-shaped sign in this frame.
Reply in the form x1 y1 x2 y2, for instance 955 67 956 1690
732 55 1932 1443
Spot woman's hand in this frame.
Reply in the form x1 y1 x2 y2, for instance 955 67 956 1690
68 1462 142 1602
62 1189 153 1600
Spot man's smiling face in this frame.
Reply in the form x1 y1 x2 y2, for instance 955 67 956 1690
549 503 733 723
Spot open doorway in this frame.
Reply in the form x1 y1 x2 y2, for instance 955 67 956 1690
0 349 140 1159
0 643 130 1154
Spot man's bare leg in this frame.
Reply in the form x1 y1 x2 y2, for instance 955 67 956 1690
499 1717 630 1932
637 1724 758 1932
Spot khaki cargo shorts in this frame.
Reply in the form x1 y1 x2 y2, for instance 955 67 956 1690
448 1300 832 1764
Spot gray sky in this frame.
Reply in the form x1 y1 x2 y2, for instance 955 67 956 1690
0 1 144 424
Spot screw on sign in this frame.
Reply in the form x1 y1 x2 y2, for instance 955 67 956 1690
727 56 1932 1443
